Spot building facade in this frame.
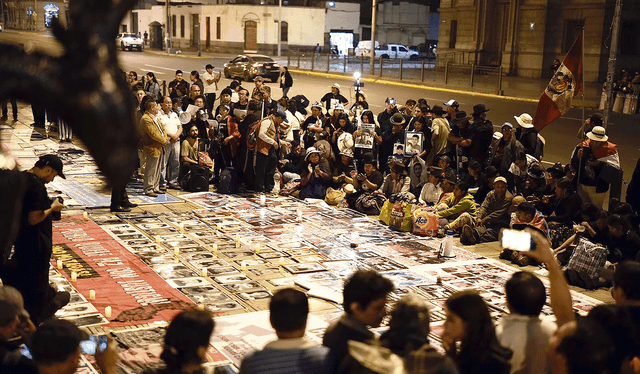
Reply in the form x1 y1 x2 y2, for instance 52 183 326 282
375 0 432 47
120 3 327 54
437 0 640 82
3 0 68 31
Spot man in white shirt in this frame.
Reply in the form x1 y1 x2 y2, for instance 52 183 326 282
203 64 219 117
157 95 183 190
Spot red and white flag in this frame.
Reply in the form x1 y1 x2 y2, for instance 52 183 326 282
533 31 583 131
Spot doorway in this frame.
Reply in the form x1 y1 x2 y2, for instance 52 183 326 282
244 20 257 52
149 22 163 50
191 14 200 48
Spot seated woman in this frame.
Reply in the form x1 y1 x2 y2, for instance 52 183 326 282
464 161 490 204
442 291 512 374
348 153 385 214
143 310 214 374
376 162 412 200
298 147 332 200
419 167 444 205
436 181 477 231
380 295 459 374
332 148 356 188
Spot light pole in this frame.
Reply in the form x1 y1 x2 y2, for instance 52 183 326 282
368 0 377 75
196 22 201 56
603 0 623 128
165 0 171 53
277 0 282 57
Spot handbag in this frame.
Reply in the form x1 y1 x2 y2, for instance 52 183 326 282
378 200 394 225
198 151 214 168
355 193 385 215
412 207 438 236
566 238 608 281
325 187 346 206
388 201 413 232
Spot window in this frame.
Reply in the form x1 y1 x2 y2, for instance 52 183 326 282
281 21 288 43
399 46 407 52
562 19 584 52
180 15 185 38
449 20 457 49
172 15 176 37
216 17 221 39
620 21 638 55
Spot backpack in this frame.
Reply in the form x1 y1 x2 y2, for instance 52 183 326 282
246 120 262 150
290 94 310 114
217 167 239 194
181 166 210 192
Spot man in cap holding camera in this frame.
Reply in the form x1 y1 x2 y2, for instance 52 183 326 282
3 155 70 324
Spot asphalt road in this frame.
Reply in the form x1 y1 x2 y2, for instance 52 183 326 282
2 30 638 185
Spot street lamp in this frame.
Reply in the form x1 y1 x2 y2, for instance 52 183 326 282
353 71 363 101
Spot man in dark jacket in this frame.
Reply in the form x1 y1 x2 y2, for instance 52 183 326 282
466 104 493 167
489 122 524 173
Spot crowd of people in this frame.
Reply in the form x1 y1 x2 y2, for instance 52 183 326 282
3 256 640 374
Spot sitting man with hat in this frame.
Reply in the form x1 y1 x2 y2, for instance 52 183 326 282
427 105 450 166
460 176 514 245
375 161 412 200
514 113 540 159
570 125 621 209
298 147 332 200
489 122 524 174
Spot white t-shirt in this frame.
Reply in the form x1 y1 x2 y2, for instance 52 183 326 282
202 71 218 94
158 110 181 137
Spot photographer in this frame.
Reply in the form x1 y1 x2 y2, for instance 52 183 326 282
209 104 239 183
3 155 70 324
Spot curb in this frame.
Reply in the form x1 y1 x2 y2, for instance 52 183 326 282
288 68 600 108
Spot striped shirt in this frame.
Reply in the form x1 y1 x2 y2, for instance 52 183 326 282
239 337 332 374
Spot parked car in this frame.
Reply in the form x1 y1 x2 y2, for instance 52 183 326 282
354 41 380 57
408 44 437 60
223 54 281 82
374 44 420 59
116 33 143 52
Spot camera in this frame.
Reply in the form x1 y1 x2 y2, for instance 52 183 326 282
51 197 63 221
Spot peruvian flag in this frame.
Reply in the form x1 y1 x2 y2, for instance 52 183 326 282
533 31 583 131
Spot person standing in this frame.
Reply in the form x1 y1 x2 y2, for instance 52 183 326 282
144 72 161 101
320 83 349 112
279 66 293 98
139 99 169 197
157 95 182 190
254 110 288 193
427 106 450 166
203 64 219 117
4 155 70 324
1 98 18 122
168 70 190 99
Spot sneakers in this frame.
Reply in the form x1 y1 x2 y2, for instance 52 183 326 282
460 225 478 245
145 191 158 197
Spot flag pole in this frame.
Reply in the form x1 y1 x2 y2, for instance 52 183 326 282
581 27 585 128
602 0 623 129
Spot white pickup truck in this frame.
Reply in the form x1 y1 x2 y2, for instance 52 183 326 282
374 44 420 59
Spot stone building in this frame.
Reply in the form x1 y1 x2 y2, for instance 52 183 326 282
437 0 640 82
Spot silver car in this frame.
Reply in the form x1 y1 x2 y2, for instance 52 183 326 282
223 54 280 82
116 33 143 52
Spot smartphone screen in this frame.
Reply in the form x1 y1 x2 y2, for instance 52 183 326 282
20 345 33 359
80 335 108 355
501 229 532 251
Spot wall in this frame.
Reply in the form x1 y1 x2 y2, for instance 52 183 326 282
375 0 431 47
4 0 68 31
324 2 360 33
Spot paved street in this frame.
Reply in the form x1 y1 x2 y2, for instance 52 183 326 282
2 30 639 183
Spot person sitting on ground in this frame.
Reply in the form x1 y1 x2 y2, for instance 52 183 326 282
278 141 306 183
542 178 583 248
298 147 332 200
419 167 444 206
508 151 540 195
460 176 514 245
603 214 640 263
438 155 455 177
576 204 610 245
349 153 383 202
497 228 575 374
436 182 477 231
438 173 456 205
379 295 459 374
179 124 210 183
31 319 117 374
442 291 512 374
522 163 546 201
323 270 394 363
465 160 491 204
332 148 356 188
143 310 214 374
376 162 412 200
239 289 331 374
0 286 37 374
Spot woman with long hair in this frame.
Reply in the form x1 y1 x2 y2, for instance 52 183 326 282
279 66 293 98
145 72 161 101
144 310 215 374
442 291 512 374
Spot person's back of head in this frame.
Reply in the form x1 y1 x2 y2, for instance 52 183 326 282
556 318 616 374
161 310 215 372
516 202 537 223
381 294 430 355
0 286 30 340
31 319 84 374
556 178 574 193
343 270 394 324
270 288 308 335
505 272 546 316
612 261 640 304
247 99 262 113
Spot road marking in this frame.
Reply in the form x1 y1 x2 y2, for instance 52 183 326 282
144 64 176 71
140 69 166 75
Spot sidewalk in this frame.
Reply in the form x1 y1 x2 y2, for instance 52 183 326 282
146 48 602 106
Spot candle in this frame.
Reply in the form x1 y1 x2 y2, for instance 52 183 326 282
57 260 63 269
278 257 284 266
89 290 96 300
174 248 180 256
201 268 207 277
70 271 77 282
105 306 112 318
179 223 185 233
254 244 261 254
198 304 205 311
241 261 247 273
83 211 88 219
156 236 161 244
260 195 266 206
297 210 303 222
212 244 218 253
217 223 222 230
